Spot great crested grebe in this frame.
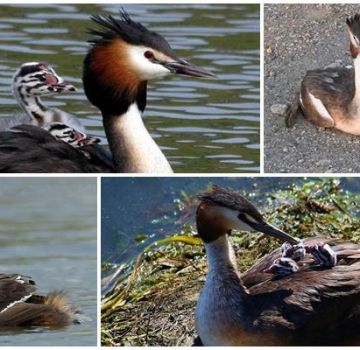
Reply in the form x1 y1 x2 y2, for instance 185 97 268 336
195 185 360 346
0 10 213 173
42 122 99 149
2 62 81 131
1 62 99 149
0 273 79 327
286 14 360 134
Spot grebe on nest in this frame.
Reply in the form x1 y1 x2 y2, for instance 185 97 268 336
195 185 360 346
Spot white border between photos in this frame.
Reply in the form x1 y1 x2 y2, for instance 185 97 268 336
0 1 358 350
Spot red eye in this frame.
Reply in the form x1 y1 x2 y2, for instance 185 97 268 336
144 51 154 59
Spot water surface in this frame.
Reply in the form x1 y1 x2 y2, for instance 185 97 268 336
0 178 97 346
0 4 260 173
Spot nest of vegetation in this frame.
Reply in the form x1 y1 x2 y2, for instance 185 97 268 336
101 178 360 346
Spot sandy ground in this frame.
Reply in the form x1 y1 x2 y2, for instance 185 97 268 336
264 4 360 173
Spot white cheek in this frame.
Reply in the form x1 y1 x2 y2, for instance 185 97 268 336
128 46 171 80
218 207 254 232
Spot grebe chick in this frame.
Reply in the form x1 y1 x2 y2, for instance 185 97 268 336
3 63 102 153
0 10 213 173
1 62 82 132
265 241 337 277
264 257 300 276
195 185 360 346
0 273 80 327
42 122 100 148
286 14 360 135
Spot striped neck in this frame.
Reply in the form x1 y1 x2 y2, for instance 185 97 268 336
14 89 48 126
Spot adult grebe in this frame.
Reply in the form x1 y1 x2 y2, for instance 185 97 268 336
0 10 213 173
0 273 80 327
286 14 360 135
195 185 360 346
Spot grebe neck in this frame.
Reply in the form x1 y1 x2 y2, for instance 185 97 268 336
103 103 173 173
352 56 360 107
14 90 48 126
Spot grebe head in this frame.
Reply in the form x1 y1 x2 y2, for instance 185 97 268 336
346 14 360 58
43 122 100 148
196 185 298 244
13 62 76 97
83 9 214 116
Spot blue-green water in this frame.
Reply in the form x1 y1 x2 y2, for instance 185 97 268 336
0 4 259 173
0 178 97 346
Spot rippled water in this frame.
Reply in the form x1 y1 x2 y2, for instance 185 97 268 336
0 178 97 346
101 177 360 265
0 4 260 173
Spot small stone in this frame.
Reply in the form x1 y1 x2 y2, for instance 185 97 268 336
317 159 331 167
271 104 288 116
324 61 343 69
297 159 304 164
283 147 288 153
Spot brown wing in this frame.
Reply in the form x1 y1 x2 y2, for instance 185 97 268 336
302 67 355 109
242 238 360 344
0 274 37 312
0 302 53 327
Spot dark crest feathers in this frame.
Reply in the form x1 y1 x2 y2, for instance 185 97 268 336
197 184 264 221
87 8 176 59
346 13 360 37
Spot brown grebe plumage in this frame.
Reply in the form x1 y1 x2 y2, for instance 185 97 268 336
0 10 213 173
0 274 79 328
286 14 360 135
195 185 360 346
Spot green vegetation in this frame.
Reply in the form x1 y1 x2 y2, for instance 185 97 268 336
101 178 360 346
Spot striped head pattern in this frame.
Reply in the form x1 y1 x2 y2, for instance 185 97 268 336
12 62 76 98
43 123 100 148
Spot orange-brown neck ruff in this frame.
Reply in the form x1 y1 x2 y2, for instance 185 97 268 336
90 39 139 94
350 43 360 59
83 38 147 117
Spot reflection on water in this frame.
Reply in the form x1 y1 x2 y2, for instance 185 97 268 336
0 178 97 346
101 177 360 265
0 4 260 173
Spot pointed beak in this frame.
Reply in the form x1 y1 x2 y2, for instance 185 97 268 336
45 73 77 93
248 220 299 245
80 134 100 145
56 82 77 92
85 136 100 145
163 59 215 78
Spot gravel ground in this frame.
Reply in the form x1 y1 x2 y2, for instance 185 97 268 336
264 4 360 173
